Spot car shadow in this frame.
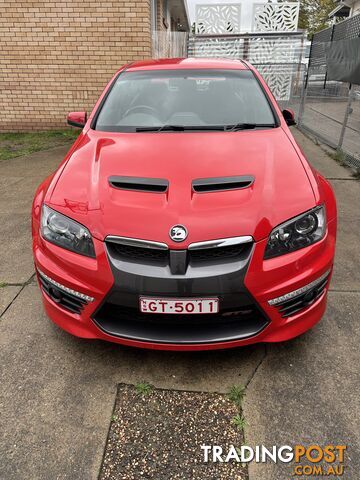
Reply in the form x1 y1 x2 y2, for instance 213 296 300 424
54 324 268 392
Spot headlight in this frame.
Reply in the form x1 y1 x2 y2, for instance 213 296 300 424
264 206 326 259
41 205 95 258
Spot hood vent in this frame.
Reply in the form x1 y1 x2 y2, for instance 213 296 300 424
109 176 168 193
192 175 254 193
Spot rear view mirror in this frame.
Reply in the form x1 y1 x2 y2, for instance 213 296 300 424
282 108 296 126
67 111 87 128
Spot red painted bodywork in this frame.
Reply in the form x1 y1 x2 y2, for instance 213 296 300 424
67 111 87 128
32 58 337 350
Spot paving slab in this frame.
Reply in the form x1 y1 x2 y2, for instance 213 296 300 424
0 284 264 480
0 176 43 214
332 218 360 291
0 285 22 316
0 213 34 284
0 145 70 178
329 179 360 222
244 292 360 480
325 179 360 291
0 146 70 283
292 128 353 179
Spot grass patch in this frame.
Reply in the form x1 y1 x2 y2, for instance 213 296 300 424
351 168 360 179
227 385 247 438
328 149 360 179
135 382 153 396
232 413 247 431
227 384 246 407
0 129 79 161
328 149 346 166
0 282 9 288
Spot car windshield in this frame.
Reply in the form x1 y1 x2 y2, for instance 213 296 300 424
94 69 276 132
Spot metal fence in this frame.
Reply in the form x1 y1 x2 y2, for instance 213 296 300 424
297 14 360 170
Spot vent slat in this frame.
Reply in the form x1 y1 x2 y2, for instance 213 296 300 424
109 176 168 193
192 175 254 193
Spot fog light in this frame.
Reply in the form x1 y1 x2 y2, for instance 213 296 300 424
303 289 318 304
37 268 94 302
48 287 63 304
268 269 331 306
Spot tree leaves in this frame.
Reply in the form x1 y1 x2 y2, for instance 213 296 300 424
298 0 337 37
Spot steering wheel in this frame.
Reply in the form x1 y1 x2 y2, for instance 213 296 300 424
124 105 159 117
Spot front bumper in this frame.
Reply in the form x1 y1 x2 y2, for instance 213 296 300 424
33 218 336 351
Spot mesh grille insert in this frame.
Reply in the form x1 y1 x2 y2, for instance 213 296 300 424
189 243 246 261
106 240 250 266
109 243 168 262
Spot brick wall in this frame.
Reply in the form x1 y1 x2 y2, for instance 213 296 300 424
0 1 152 131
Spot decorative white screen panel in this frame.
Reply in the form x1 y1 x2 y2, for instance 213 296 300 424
253 3 300 32
190 37 245 57
256 65 293 101
249 37 303 63
196 4 242 34
188 32 306 101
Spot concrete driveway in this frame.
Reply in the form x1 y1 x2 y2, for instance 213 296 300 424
0 129 359 479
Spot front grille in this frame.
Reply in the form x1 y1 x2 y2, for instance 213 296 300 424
274 276 329 318
189 243 246 261
110 243 168 262
39 275 88 314
106 239 250 268
92 303 268 344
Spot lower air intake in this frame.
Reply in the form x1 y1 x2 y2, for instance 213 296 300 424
274 275 329 318
38 272 89 314
92 304 269 344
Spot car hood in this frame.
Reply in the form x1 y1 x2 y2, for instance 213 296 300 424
49 128 315 246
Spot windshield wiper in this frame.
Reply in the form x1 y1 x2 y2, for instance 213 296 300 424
136 125 185 132
135 125 225 132
135 124 275 132
225 123 275 132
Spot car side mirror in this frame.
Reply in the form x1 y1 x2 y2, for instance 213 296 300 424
282 108 296 126
67 111 87 128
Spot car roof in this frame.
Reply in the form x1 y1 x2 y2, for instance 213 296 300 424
124 57 250 72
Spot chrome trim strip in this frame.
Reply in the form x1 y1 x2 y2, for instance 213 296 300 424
37 268 94 302
106 235 253 251
105 235 169 250
268 269 331 306
188 236 253 250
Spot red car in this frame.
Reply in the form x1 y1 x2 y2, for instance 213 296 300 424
32 58 337 351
